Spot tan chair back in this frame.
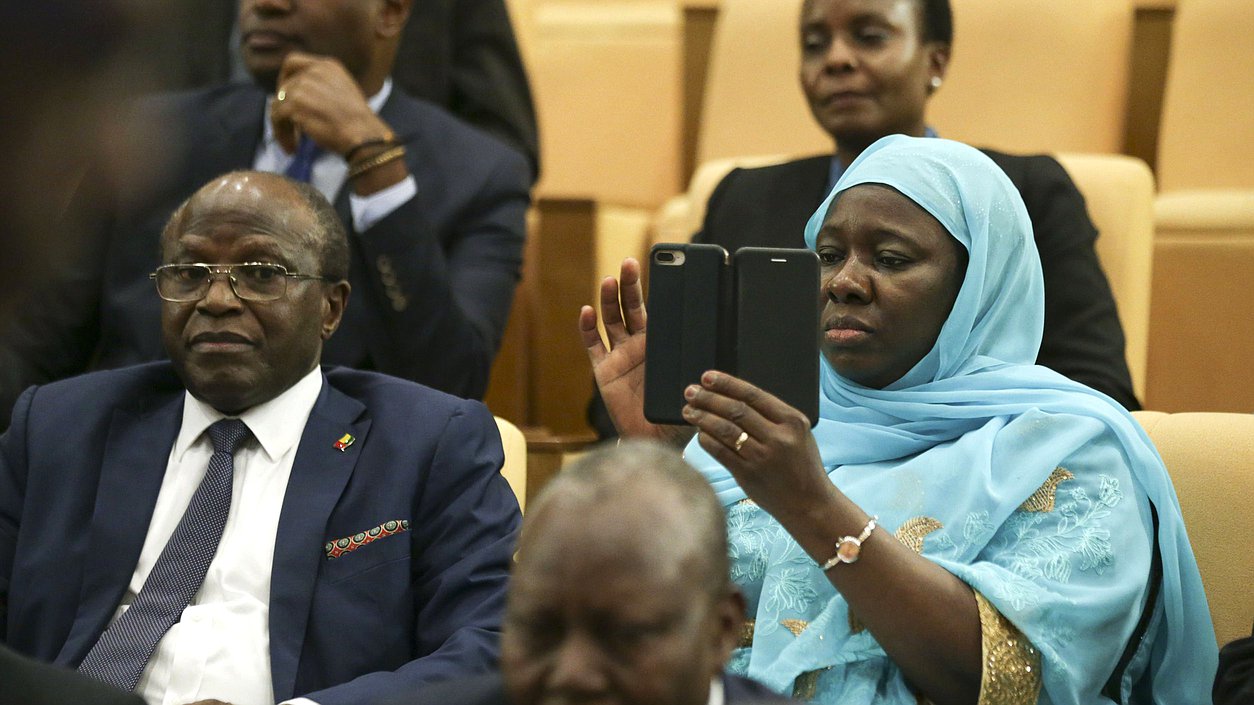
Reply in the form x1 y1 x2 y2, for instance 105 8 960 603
495 415 528 511
929 0 1133 155
1133 410 1254 645
695 0 830 164
1146 192 1254 412
528 1 683 208
1055 153 1155 399
1156 0 1254 192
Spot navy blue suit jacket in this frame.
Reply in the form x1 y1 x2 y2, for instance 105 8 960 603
0 82 530 428
0 362 522 704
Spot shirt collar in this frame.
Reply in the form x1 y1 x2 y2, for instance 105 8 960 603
261 77 393 148
707 676 723 705
174 366 324 463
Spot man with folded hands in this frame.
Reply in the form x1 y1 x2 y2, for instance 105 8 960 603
0 171 521 705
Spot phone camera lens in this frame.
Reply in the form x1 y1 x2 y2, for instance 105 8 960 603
656 251 676 263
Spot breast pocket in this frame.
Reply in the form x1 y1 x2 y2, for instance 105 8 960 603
321 519 412 584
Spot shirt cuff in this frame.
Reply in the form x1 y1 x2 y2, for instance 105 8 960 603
280 698 320 705
349 175 417 233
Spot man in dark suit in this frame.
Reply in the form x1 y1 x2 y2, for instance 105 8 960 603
390 441 789 705
159 0 538 177
0 172 521 705
0 0 530 430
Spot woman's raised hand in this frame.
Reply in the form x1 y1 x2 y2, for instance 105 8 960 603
683 371 836 523
578 258 692 445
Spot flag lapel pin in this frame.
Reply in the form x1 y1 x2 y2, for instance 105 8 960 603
333 433 356 452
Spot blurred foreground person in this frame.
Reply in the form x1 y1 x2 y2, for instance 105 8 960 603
393 441 788 705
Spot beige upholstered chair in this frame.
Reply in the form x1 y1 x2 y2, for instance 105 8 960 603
528 0 683 208
1133 411 1254 646
1156 0 1254 192
695 0 828 165
927 0 1134 155
1145 193 1254 412
695 0 1135 165
1145 0 1254 412
494 416 528 512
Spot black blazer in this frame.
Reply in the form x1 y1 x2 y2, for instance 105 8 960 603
0 83 530 428
385 671 792 705
694 152 1140 410
1215 628 1254 705
160 0 539 177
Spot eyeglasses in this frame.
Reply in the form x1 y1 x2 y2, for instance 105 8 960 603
150 263 332 303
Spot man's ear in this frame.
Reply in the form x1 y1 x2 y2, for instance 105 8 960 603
376 0 412 40
321 280 351 341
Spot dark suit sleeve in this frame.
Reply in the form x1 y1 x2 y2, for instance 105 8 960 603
349 147 530 401
1015 155 1140 410
0 387 34 631
299 400 521 705
446 0 539 179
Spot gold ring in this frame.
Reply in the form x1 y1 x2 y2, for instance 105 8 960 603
734 431 749 453
276 88 287 102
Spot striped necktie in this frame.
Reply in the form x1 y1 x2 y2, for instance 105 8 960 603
77 418 251 691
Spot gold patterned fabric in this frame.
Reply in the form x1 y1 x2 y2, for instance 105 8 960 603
1018 467 1074 513
975 591 1042 705
894 516 945 553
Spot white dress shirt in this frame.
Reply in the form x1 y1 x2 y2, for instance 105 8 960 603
111 367 322 705
252 78 417 234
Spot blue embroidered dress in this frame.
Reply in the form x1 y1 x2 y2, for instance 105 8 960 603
686 136 1216 704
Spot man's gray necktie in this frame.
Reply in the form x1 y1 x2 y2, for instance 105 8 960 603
78 418 251 691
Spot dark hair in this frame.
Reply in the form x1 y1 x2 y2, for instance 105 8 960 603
919 0 954 45
287 179 349 282
160 172 349 282
527 441 732 600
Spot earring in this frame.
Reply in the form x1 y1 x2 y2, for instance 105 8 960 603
930 76 943 90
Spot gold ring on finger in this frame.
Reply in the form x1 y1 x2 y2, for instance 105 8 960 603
734 431 749 453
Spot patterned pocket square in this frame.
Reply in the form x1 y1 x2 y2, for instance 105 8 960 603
325 519 410 559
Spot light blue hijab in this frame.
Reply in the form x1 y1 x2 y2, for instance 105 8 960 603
686 135 1215 703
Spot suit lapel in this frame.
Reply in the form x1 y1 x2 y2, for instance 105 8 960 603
55 394 184 666
267 376 371 701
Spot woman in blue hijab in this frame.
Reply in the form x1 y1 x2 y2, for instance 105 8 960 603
581 135 1216 704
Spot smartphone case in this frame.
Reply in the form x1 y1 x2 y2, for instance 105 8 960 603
643 243 731 424
733 248 821 427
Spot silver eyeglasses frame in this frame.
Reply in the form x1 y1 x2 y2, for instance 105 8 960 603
149 262 332 303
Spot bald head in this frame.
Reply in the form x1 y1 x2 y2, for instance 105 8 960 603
502 442 741 705
520 441 730 598
161 171 348 281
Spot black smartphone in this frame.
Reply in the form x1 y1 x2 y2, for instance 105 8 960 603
732 248 821 427
643 243 730 425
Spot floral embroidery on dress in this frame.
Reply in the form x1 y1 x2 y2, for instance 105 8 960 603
987 474 1123 613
